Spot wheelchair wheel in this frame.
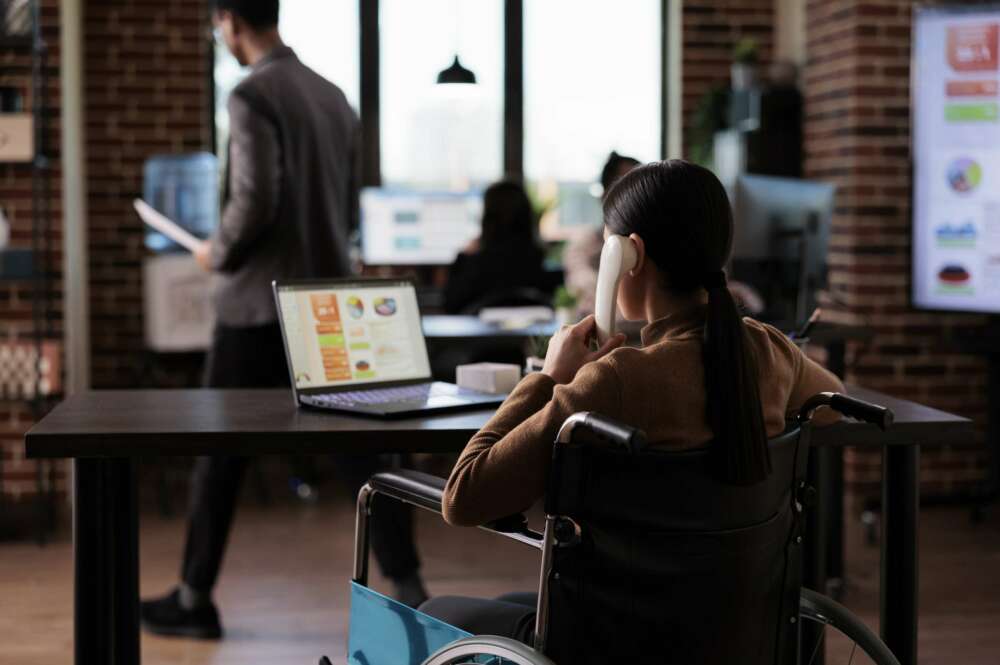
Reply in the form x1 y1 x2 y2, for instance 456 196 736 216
422 635 556 665
800 589 900 665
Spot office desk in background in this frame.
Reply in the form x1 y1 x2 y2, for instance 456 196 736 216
422 315 871 349
26 384 968 665
422 315 559 342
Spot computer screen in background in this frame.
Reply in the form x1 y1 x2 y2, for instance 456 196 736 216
535 181 604 242
276 281 431 392
143 153 219 253
731 174 835 325
360 189 483 265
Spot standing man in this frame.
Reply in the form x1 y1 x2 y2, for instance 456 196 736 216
141 0 426 639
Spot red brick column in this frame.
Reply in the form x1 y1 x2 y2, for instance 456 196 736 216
1 0 211 516
804 0 989 495
0 0 64 520
85 0 211 388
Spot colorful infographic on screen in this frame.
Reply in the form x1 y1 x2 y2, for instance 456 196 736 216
277 283 430 390
913 7 1000 312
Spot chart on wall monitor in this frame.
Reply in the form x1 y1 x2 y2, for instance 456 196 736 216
913 9 1000 313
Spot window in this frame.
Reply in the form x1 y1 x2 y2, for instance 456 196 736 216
212 1 670 204
379 0 504 190
524 0 662 236
213 0 359 157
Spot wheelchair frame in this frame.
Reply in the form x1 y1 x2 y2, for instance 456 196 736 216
348 391 893 664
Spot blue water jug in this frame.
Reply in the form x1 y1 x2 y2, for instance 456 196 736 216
143 153 220 252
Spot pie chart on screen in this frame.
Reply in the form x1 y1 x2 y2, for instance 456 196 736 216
346 296 364 319
947 157 982 193
374 297 397 317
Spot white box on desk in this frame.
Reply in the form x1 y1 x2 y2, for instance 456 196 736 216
456 362 521 395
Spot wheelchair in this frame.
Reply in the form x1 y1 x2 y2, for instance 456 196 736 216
328 392 900 665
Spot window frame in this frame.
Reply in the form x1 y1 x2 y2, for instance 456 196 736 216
211 0 673 187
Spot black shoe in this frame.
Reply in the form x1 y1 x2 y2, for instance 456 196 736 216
140 588 222 639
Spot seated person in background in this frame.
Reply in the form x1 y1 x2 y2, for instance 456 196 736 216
444 180 547 314
562 151 639 315
420 159 844 641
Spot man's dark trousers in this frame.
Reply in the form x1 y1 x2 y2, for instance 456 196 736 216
180 322 420 591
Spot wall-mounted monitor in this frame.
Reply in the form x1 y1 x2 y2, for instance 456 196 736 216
913 5 1000 313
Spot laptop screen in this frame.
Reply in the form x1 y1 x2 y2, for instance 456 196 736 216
274 280 432 393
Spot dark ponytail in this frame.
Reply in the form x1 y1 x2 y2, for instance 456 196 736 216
604 160 771 485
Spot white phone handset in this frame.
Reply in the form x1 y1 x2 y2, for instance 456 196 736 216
594 235 638 345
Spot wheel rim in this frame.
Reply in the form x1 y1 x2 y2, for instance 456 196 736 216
799 589 901 665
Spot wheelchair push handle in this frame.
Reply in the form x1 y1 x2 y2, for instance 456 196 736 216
800 392 894 431
556 412 647 454
830 394 894 430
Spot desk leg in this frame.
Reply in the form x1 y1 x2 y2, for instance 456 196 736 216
74 458 140 665
881 445 919 665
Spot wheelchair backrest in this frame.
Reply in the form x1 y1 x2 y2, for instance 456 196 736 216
542 426 806 665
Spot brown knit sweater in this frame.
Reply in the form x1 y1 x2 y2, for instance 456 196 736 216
442 308 845 526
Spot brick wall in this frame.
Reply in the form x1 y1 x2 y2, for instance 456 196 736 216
85 0 211 388
682 0 775 154
1 0 211 528
803 0 990 495
0 0 64 531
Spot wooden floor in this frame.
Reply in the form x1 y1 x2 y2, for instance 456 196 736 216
1 496 999 664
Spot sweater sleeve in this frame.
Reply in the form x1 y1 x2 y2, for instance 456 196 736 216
785 342 845 426
443 359 623 526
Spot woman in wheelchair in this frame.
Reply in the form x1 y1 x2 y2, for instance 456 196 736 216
419 159 845 641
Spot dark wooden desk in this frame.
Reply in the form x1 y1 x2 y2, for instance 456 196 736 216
26 384 968 665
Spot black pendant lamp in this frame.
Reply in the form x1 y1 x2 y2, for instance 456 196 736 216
437 55 476 85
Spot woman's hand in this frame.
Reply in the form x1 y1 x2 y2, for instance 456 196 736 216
542 315 625 385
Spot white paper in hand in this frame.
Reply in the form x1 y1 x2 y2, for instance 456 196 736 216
133 199 202 253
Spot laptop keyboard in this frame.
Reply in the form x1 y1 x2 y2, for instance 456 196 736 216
312 383 436 407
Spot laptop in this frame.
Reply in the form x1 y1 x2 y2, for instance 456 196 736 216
273 278 506 417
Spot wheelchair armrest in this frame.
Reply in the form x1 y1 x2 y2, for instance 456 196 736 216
365 470 543 549
485 512 530 533
368 469 446 514
482 513 542 549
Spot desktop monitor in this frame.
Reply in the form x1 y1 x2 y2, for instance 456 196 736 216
360 188 483 265
731 174 836 324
